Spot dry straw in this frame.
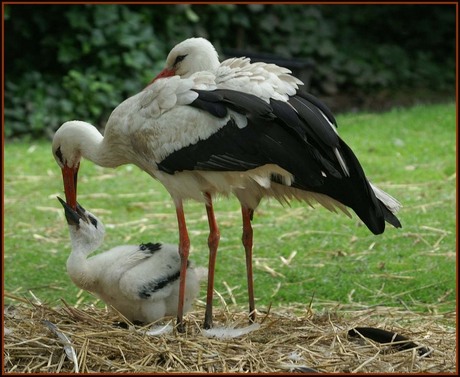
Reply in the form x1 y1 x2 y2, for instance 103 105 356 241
4 292 456 373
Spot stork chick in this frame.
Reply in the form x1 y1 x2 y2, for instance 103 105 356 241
58 197 203 324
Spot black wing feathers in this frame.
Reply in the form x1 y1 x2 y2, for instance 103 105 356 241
187 90 228 118
270 98 342 178
190 89 274 123
288 96 339 149
269 99 308 141
157 88 399 234
159 118 285 174
296 90 338 127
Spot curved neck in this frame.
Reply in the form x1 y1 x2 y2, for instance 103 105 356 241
76 125 120 168
66 245 93 290
61 121 128 168
79 129 106 166
66 227 101 291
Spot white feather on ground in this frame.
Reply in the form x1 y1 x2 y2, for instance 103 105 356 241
145 323 174 336
43 320 79 373
202 323 261 339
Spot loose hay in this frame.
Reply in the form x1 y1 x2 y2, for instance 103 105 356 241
4 294 456 373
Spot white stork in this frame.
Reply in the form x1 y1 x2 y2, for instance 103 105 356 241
57 197 202 324
52 37 401 331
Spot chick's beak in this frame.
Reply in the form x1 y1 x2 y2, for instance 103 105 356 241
61 164 79 210
58 196 88 226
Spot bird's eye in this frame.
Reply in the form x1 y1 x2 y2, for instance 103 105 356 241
174 54 187 66
88 215 98 228
55 146 64 165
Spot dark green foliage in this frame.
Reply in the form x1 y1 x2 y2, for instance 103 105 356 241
319 5 456 92
5 5 168 138
4 4 455 138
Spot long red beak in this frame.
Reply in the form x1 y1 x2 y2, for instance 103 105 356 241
62 164 79 210
148 68 176 86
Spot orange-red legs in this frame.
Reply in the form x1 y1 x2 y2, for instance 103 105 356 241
203 192 220 329
176 196 254 331
242 206 256 323
175 200 190 333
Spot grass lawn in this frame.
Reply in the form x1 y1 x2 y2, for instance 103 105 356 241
3 102 456 316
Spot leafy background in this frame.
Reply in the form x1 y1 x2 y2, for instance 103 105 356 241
4 3 456 139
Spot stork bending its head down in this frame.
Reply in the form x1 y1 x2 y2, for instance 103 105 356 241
58 197 202 324
53 37 401 331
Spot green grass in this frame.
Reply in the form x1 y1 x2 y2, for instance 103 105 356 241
4 103 456 315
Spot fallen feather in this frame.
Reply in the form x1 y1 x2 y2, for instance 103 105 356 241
202 323 261 339
42 320 79 373
145 324 173 336
287 351 302 361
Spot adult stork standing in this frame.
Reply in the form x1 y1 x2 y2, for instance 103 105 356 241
53 37 401 331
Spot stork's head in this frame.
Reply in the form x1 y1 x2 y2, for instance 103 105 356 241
153 37 220 81
58 197 105 253
52 121 102 210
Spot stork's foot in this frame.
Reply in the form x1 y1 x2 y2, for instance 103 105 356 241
203 313 213 330
176 317 186 333
248 309 256 324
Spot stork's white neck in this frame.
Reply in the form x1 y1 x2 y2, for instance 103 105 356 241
53 121 128 169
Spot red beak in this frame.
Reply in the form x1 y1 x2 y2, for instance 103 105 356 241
147 68 176 87
62 164 79 210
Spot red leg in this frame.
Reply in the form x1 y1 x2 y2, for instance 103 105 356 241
242 206 256 323
203 192 220 329
175 200 190 333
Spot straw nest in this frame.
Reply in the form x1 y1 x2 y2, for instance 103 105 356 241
4 293 456 374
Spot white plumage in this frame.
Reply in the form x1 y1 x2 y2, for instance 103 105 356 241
58 197 202 324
